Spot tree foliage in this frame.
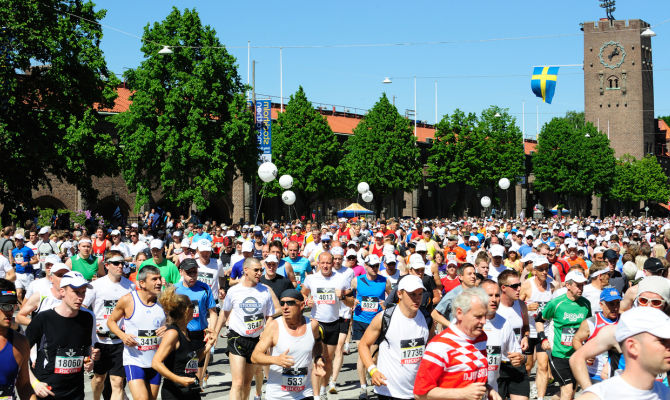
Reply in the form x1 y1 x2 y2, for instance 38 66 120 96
427 106 523 190
113 7 257 210
533 113 615 201
340 93 421 202
0 0 119 206
270 87 341 210
609 154 670 204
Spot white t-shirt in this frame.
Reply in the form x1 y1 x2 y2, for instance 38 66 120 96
583 374 670 399
483 313 520 391
230 253 244 269
84 275 134 344
583 284 603 313
302 241 318 259
303 272 349 323
197 258 219 294
128 241 149 257
25 276 51 300
222 283 275 338
488 263 508 282
0 255 13 279
333 266 355 319
111 242 132 260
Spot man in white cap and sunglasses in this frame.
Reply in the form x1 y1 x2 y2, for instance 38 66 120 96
26 270 96 400
83 250 134 400
578 307 670 399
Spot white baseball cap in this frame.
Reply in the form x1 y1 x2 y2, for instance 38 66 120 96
51 263 71 274
565 270 587 283
385 254 397 264
346 249 358 258
197 242 212 252
38 227 50 235
149 239 164 249
615 307 670 342
264 254 279 264
415 241 427 252
330 246 345 256
44 254 61 265
398 275 425 292
60 271 92 289
110 229 121 236
533 255 550 268
365 254 381 266
13 233 24 240
490 244 505 258
180 238 191 247
241 241 254 253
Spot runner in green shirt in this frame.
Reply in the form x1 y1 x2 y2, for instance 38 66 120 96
138 239 180 285
66 238 105 281
536 269 591 400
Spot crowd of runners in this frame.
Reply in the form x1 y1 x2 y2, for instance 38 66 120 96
1 215 669 400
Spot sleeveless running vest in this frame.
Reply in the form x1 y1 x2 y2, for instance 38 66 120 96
160 324 200 398
0 330 19 399
71 254 99 281
527 278 552 338
585 312 618 379
122 291 166 368
354 275 387 324
266 316 315 400
92 239 107 259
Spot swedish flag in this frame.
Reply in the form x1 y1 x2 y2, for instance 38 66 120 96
531 66 559 104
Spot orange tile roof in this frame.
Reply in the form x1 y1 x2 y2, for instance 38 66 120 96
94 87 133 113
524 140 537 155
659 119 670 141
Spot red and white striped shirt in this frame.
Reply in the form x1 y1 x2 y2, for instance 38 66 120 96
413 325 489 396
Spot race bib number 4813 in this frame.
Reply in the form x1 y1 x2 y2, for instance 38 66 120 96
315 288 336 305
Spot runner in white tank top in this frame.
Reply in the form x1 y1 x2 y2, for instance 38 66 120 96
250 289 326 400
106 265 165 400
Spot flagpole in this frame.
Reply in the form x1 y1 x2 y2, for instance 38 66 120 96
536 105 539 137
531 64 583 67
522 101 525 139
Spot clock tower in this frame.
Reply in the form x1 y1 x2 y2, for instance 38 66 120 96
583 18 655 158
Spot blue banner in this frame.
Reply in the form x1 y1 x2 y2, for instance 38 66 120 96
250 100 272 163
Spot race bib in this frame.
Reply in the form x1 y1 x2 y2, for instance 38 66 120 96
446 252 456 261
185 351 198 375
198 271 214 287
487 345 501 371
191 300 200 319
103 299 118 319
315 288 336 305
14 254 23 264
243 313 264 335
360 296 379 313
54 348 84 374
560 327 577 346
137 329 159 351
281 367 307 392
400 337 425 365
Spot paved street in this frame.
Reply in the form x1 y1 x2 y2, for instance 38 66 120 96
83 335 365 400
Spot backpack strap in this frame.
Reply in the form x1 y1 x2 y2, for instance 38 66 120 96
375 305 397 346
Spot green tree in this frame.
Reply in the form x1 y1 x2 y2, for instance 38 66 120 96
427 109 482 188
610 154 670 207
340 93 421 214
532 113 615 214
270 87 342 213
0 0 119 208
477 106 525 188
113 8 257 210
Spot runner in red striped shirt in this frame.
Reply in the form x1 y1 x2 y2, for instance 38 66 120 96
414 287 502 400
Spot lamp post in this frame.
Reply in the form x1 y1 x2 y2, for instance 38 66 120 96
382 76 417 138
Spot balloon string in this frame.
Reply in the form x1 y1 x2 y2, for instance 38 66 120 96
254 183 266 226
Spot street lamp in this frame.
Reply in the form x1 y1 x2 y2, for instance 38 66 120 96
158 45 173 54
641 27 656 37
383 76 417 137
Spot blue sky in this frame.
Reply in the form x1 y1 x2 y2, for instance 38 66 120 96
98 1 669 138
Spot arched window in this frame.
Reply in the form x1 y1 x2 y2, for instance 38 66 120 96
607 75 619 89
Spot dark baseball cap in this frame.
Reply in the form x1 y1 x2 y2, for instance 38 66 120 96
644 257 665 273
180 258 198 270
603 249 618 260
280 289 304 301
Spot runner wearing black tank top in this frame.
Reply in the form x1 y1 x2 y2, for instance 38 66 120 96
151 286 213 400
0 279 32 400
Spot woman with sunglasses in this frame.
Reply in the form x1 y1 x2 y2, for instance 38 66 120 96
0 278 32 400
152 286 214 400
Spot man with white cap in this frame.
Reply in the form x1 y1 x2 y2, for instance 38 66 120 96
12 233 38 303
578 307 670 399
67 237 105 281
138 239 180 285
488 244 507 282
37 226 59 272
582 262 612 313
196 240 220 296
466 235 481 264
535 270 591 400
109 229 132 262
570 275 670 389
359 275 432 400
83 250 134 400
260 254 292 306
16 261 71 325
26 270 95 400
25 254 60 300
329 246 356 394
230 240 254 286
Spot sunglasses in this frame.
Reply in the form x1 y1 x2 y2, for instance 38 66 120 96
0 303 17 312
280 300 298 307
637 296 665 308
504 283 522 289
108 261 124 266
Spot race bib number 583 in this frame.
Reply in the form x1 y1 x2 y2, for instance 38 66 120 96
281 367 307 392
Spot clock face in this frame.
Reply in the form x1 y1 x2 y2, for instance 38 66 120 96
599 41 626 69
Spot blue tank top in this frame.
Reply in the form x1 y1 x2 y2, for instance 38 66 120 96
353 275 387 324
0 330 19 397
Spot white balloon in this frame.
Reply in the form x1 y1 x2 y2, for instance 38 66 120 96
357 182 369 195
498 177 510 190
281 190 296 206
481 196 491 208
279 175 293 189
257 162 278 183
362 191 373 203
